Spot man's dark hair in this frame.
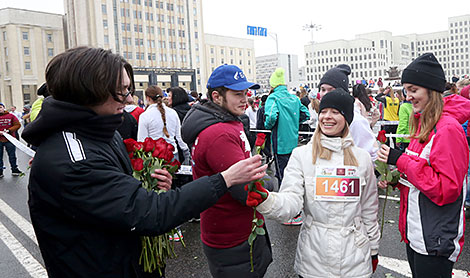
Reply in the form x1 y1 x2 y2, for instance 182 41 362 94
168 87 189 106
206 87 228 101
45 46 132 107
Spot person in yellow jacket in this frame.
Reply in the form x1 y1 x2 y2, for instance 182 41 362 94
375 86 399 145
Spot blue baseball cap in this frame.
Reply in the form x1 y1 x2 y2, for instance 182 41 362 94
207 64 260 90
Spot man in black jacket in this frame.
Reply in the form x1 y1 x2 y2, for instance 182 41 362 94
22 47 266 278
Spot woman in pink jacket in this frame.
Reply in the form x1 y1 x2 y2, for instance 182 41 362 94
378 53 470 278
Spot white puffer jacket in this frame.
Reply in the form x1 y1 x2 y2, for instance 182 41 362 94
258 134 380 278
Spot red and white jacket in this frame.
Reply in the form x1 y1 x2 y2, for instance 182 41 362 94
395 94 470 262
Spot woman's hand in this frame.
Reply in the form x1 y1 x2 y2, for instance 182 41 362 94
377 144 390 163
221 155 267 188
377 179 391 189
151 169 172 191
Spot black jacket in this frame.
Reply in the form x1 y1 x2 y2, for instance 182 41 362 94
23 97 228 278
117 111 138 140
172 102 191 123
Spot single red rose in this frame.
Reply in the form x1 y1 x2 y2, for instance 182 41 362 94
143 137 155 153
254 181 263 191
166 143 175 153
255 133 266 147
131 158 144 171
377 130 387 143
244 184 249 191
246 198 258 207
152 143 166 158
248 191 263 202
161 148 174 162
123 138 137 153
170 159 181 168
128 152 134 159
134 142 144 152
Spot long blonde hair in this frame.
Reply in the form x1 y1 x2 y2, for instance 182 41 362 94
409 90 443 143
311 123 358 166
145 85 170 137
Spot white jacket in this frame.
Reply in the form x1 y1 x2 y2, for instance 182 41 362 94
137 104 189 153
257 134 380 278
350 106 378 161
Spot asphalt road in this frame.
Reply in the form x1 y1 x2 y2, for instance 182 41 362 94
1 151 469 277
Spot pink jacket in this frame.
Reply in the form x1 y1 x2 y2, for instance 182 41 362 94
395 94 470 262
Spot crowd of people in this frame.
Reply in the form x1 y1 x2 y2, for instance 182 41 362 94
1 46 469 278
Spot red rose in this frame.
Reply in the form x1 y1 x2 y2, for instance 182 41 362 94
134 142 144 152
170 159 181 168
161 147 174 162
131 158 144 171
143 137 155 153
255 133 266 147
152 143 166 158
128 152 134 159
377 130 387 143
123 138 137 153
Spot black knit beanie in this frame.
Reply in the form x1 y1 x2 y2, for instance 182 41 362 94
319 64 351 92
401 53 446 93
319 88 354 125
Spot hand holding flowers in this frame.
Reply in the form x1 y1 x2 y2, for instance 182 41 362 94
123 137 182 275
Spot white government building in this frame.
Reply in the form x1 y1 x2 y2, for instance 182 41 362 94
0 8 65 109
256 53 300 93
304 14 470 89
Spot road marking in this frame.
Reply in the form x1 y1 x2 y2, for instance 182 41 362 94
380 255 469 277
379 195 400 202
0 199 38 244
0 221 47 277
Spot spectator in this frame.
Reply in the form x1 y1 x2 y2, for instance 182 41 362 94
124 95 145 123
167 87 191 123
375 86 400 145
0 102 23 178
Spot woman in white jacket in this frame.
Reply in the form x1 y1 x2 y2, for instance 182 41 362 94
256 89 380 278
137 85 190 164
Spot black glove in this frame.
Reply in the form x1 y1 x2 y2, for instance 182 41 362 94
387 148 403 165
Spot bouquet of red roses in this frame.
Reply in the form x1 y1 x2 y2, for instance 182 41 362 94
123 137 183 275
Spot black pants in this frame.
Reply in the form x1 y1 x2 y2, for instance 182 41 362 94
406 244 454 278
202 233 272 278
274 153 291 186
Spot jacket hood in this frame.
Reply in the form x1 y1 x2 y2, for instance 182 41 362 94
22 96 124 146
442 94 470 124
124 105 138 113
181 100 240 146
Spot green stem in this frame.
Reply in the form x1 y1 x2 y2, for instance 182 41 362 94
250 208 256 272
380 187 389 239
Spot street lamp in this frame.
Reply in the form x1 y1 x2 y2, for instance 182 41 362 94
303 23 322 44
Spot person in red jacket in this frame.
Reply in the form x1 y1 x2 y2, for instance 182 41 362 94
181 64 272 278
0 102 23 177
377 53 469 278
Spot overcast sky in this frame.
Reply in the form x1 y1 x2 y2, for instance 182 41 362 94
1 0 469 66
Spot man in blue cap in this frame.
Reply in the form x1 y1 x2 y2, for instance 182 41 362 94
182 64 273 278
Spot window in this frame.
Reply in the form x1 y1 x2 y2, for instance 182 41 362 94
48 48 54 57
103 20 108 28
24 47 30 55
25 62 31 70
22 32 29 40
102 4 107 14
2 31 6 41
4 47 8 57
104 35 109 44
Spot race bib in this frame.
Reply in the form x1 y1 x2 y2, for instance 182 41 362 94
314 166 361 202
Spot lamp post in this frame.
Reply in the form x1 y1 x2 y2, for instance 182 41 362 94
303 23 322 44
268 32 279 56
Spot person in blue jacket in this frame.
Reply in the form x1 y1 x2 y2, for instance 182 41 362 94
264 68 309 225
